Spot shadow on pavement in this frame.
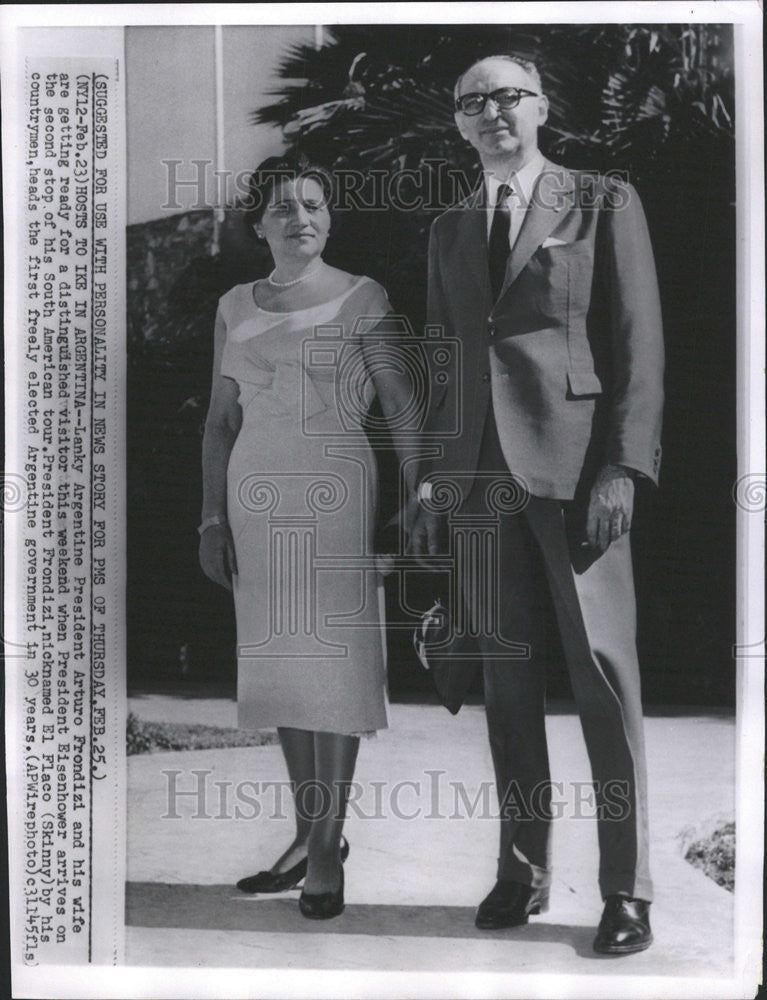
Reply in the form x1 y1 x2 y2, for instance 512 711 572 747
126 882 606 956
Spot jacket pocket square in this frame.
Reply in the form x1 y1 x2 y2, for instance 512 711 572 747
541 236 568 248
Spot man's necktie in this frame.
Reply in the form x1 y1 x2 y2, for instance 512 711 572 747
488 183 513 301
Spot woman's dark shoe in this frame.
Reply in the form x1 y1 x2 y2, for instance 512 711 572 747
298 867 345 920
236 856 306 894
237 838 349 894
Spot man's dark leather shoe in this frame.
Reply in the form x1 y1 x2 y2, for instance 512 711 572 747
593 895 653 954
475 879 550 930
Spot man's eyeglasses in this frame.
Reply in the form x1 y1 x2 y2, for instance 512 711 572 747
454 87 540 116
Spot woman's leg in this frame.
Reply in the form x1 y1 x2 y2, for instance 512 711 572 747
268 726 317 872
303 731 360 893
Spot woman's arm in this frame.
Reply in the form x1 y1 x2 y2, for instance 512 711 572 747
199 308 242 590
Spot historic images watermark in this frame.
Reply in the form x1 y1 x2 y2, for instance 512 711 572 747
161 159 634 215
160 769 632 823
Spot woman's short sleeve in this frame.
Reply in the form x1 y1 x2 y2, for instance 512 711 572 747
216 286 241 380
349 278 397 342
361 278 393 318
217 285 238 330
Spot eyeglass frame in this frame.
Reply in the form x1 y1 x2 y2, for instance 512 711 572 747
454 87 541 116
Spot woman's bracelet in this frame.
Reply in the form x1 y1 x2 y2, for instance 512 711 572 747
198 514 228 536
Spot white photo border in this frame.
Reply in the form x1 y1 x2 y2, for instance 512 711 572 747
2 3 763 999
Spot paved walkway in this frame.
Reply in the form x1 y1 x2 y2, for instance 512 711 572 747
126 696 735 981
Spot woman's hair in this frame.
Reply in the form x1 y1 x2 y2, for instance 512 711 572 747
243 152 334 239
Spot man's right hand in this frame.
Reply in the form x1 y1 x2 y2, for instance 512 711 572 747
407 504 445 559
199 523 238 591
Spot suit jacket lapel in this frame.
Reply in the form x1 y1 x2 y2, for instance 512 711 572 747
455 184 492 303
499 162 576 299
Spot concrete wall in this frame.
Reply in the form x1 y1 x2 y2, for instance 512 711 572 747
126 25 315 225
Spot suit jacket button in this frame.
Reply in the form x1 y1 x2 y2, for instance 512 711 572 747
482 372 491 383
487 321 496 336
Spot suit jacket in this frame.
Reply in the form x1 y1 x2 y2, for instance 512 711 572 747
422 159 665 502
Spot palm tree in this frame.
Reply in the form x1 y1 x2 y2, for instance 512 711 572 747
250 23 734 325
252 24 733 177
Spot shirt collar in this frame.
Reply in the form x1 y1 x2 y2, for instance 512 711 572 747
484 150 546 208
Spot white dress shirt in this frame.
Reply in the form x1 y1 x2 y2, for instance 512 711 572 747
485 150 546 249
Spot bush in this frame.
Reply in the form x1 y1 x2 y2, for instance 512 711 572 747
126 711 279 755
680 817 735 892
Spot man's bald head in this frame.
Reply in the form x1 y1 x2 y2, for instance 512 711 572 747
453 55 543 101
453 54 549 172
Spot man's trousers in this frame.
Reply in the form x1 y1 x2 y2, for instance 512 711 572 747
460 405 653 902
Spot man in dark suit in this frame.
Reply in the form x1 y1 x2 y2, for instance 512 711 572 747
410 54 664 954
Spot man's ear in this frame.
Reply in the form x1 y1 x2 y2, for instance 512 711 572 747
537 94 550 128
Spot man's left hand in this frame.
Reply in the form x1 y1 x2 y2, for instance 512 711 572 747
586 464 635 552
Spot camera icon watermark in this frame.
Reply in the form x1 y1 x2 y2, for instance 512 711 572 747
300 315 463 441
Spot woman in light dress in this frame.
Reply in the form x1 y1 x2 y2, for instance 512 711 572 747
199 155 417 919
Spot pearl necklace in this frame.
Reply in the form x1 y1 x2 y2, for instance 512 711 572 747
267 262 322 289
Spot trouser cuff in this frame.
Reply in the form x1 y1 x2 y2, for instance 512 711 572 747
499 854 551 889
600 872 654 903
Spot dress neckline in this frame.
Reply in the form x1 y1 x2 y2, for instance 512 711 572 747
250 274 368 315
